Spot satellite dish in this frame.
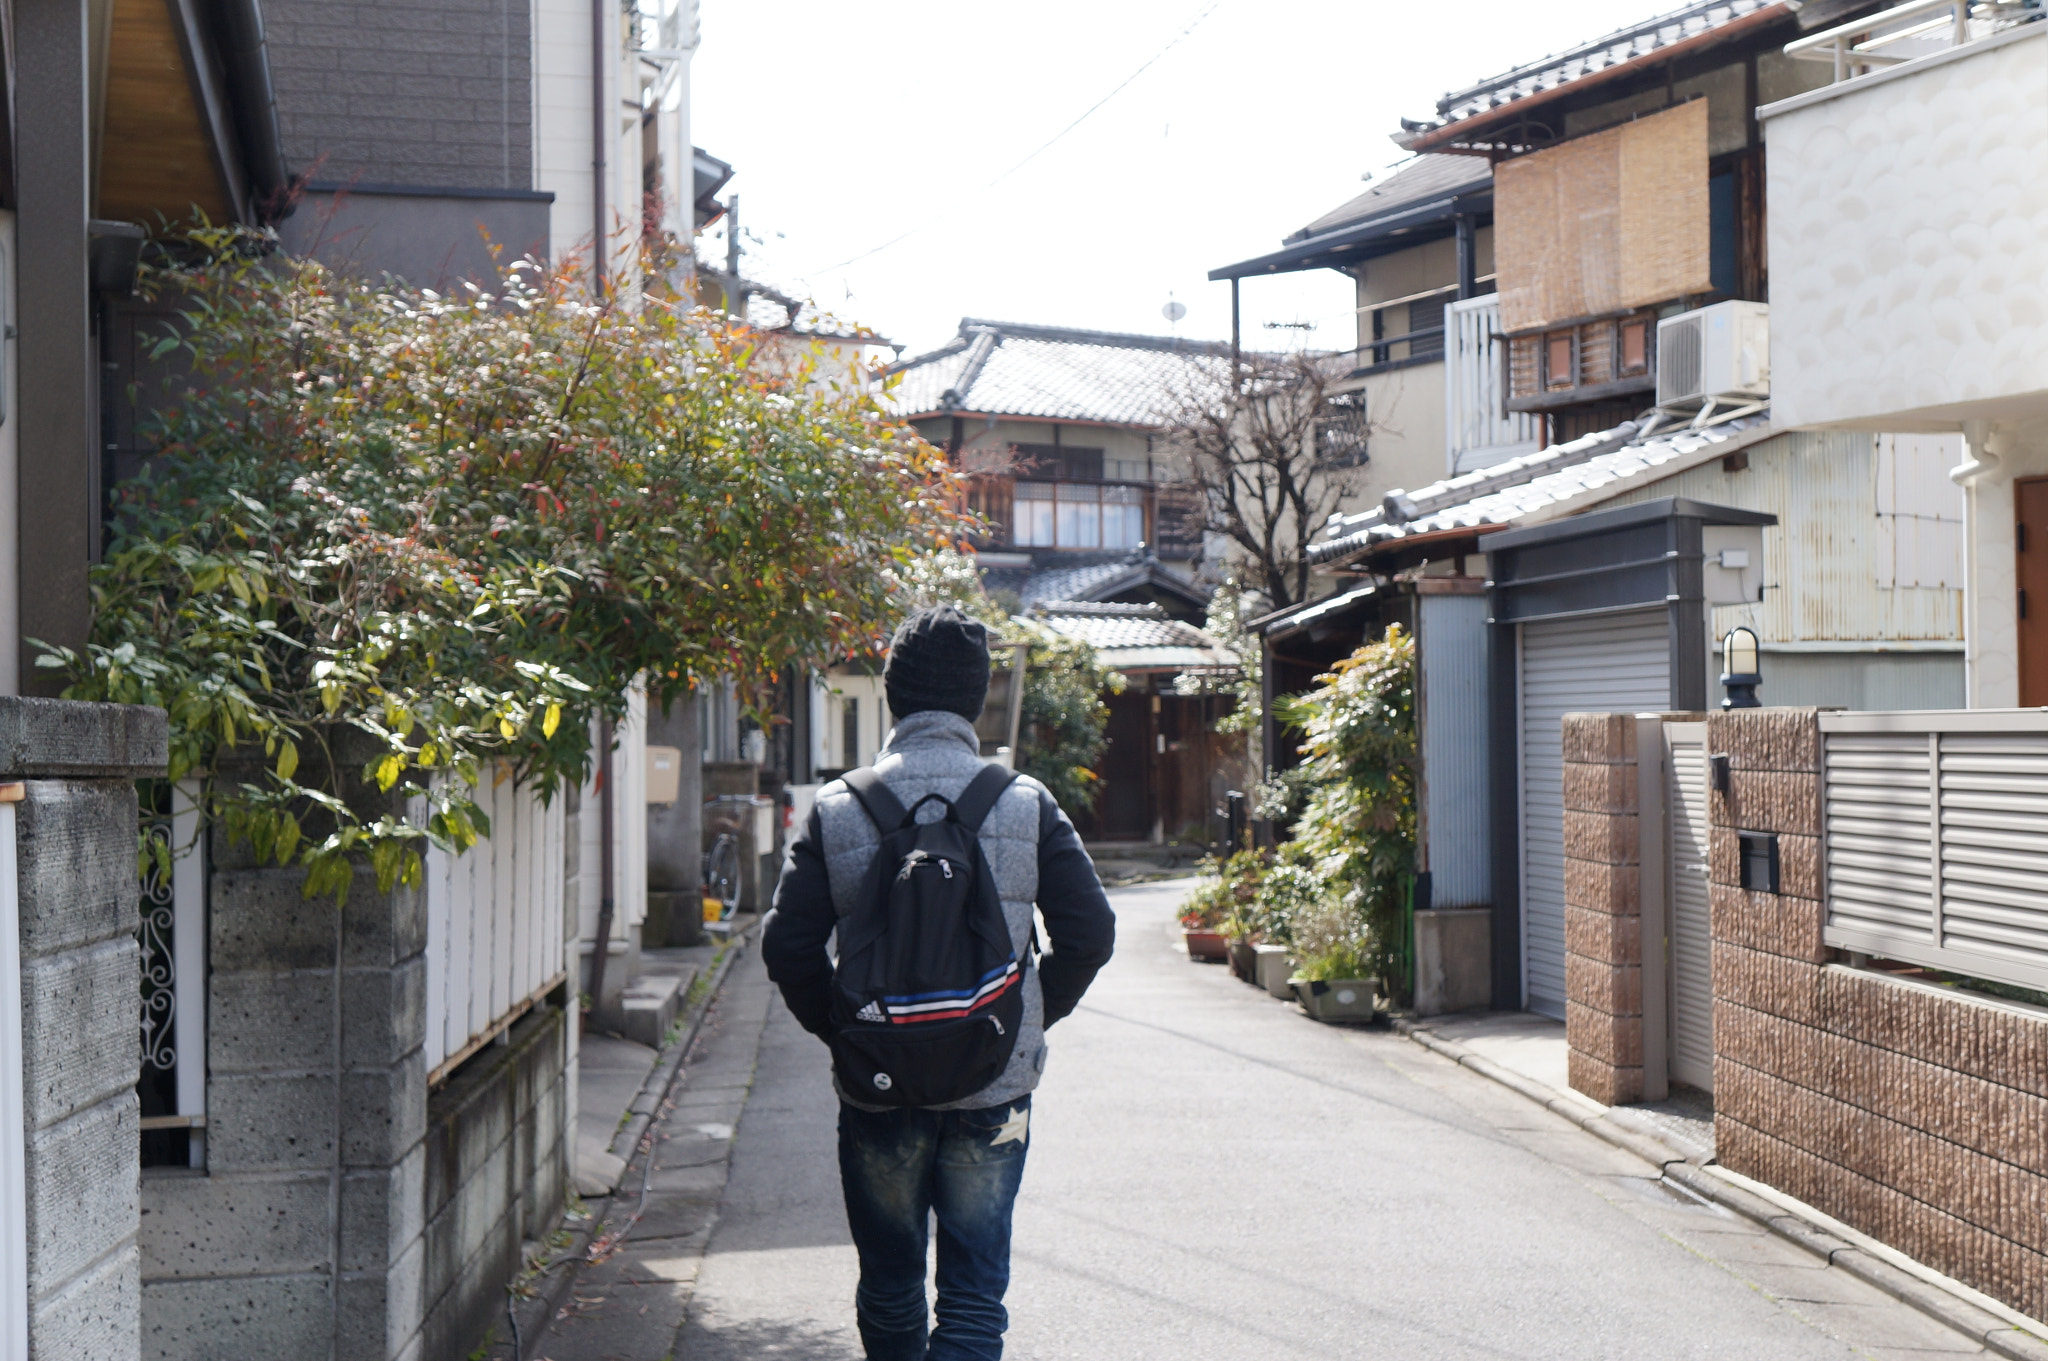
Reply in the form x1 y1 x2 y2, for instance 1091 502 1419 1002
1161 300 1187 323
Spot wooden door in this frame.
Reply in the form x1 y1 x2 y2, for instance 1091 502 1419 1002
2020 480 2048 705
1097 692 1150 840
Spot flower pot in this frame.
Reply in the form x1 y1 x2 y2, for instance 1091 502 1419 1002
1226 937 1259 982
1183 928 1228 962
1294 977 1378 1023
1253 944 1294 999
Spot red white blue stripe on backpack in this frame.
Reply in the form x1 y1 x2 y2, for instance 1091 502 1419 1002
862 960 1020 1025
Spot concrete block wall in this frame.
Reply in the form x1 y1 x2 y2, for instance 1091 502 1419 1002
418 1006 568 1360
1708 708 2048 1321
142 838 434 1361
264 0 534 192
8 698 167 1360
1560 712 1648 1106
141 737 572 1360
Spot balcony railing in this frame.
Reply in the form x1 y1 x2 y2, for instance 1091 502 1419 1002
1821 710 2048 993
1788 0 2041 83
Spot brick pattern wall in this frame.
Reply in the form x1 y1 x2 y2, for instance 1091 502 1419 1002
265 0 534 191
1561 712 1648 1105
1709 708 2048 1321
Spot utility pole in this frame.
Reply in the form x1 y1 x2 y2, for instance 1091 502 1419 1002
722 194 741 315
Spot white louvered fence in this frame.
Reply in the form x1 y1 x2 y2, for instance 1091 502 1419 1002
423 770 569 1084
1821 711 2048 992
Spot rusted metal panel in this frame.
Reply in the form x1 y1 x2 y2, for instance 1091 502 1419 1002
1599 429 1963 644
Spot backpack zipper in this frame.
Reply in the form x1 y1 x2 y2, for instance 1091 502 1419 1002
988 1015 1004 1036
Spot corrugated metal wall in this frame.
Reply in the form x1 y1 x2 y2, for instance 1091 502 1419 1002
1419 592 1491 908
1601 429 1964 644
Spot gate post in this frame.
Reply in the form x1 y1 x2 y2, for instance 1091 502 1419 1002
2 697 167 1360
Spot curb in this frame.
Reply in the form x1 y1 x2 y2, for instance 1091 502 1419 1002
500 926 755 1361
609 924 754 1164
1394 1019 2048 1361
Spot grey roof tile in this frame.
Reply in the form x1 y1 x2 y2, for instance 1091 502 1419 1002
886 318 1230 426
1409 1 1775 138
1311 411 1772 564
1290 154 1492 241
1028 602 1236 671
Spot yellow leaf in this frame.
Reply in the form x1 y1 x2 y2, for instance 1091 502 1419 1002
498 716 517 740
275 739 299 781
542 702 561 739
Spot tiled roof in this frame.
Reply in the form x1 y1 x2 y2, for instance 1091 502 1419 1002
1399 0 1783 147
1007 553 1208 613
1028 602 1237 673
885 318 1229 426
1312 411 1776 565
1290 155 1492 242
1018 559 1147 611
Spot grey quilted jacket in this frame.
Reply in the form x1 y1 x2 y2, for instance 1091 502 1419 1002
762 709 1116 1111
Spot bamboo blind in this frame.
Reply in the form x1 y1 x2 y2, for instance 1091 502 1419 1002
1495 100 1712 334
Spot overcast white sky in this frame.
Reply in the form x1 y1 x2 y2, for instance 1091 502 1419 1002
692 0 1659 360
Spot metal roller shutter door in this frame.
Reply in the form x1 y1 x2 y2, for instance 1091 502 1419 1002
1520 611 1671 1018
1664 722 1715 1091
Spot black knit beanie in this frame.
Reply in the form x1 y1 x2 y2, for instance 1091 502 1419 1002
884 605 990 722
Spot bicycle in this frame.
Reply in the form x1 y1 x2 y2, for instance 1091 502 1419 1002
702 833 741 919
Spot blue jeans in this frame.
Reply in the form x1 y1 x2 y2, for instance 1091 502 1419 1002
838 1096 1031 1361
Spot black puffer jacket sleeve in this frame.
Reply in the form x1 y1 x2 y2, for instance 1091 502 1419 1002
1033 787 1115 1025
761 806 836 1037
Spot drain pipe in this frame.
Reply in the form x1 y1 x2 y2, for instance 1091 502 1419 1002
589 716 617 1023
1950 420 1995 708
591 0 607 291
1950 419 1996 484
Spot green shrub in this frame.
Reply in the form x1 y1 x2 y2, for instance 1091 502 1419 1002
50 226 965 901
1012 622 1122 815
1269 624 1417 989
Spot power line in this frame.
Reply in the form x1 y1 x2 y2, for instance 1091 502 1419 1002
807 0 1228 275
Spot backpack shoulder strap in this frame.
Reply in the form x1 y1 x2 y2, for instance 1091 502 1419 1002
840 768 910 832
950 764 1018 834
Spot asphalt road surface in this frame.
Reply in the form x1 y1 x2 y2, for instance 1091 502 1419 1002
672 878 1992 1360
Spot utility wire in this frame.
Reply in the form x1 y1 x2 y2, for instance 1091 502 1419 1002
809 0 1228 275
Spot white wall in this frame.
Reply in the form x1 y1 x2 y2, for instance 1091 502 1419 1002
532 0 654 282
1762 28 2048 431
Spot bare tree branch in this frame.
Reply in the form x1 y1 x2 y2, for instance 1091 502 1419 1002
1155 351 1368 611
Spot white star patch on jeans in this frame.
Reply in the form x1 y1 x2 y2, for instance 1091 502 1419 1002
989 1106 1029 1148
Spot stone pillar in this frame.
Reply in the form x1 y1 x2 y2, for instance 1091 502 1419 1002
1561 712 1648 1105
643 695 701 947
6 696 168 1359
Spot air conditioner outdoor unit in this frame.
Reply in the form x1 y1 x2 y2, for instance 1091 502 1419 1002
1655 300 1769 409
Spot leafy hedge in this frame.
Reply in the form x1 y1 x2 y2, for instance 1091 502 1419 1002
50 228 966 901
1188 626 1417 991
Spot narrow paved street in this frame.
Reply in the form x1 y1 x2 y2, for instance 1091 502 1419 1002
663 879 1992 1361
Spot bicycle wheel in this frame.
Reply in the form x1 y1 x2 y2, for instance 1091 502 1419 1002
705 835 741 916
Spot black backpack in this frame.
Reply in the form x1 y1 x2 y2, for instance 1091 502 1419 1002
829 764 1024 1107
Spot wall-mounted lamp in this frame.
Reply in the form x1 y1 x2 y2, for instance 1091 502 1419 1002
1720 626 1762 709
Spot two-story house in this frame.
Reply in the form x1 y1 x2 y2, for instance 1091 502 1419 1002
883 318 1239 842
1210 152 1531 504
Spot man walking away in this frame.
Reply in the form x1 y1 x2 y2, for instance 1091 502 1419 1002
762 605 1116 1360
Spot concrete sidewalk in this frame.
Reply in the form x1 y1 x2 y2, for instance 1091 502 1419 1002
1397 1014 2045 1358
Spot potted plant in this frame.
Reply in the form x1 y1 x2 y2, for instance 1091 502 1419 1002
1287 901 1382 1022
1214 849 1268 983
1178 877 1231 962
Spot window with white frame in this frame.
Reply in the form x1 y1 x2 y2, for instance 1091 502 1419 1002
1103 485 1145 549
